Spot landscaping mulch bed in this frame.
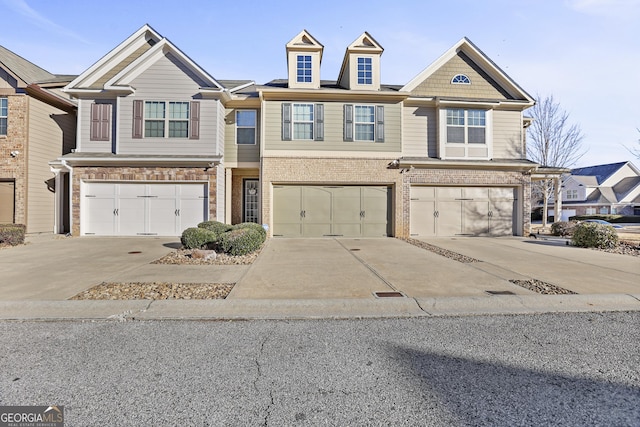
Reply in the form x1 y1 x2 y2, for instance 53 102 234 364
510 279 577 295
152 247 262 265
70 282 234 300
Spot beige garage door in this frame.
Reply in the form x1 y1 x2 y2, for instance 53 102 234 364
273 185 391 237
410 186 515 237
0 181 15 223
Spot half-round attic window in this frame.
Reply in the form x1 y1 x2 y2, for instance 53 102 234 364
451 74 471 84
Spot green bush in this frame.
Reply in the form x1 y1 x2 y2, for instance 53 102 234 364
233 222 267 239
551 221 577 237
218 227 264 256
571 222 619 249
0 224 26 246
197 220 233 236
180 227 217 249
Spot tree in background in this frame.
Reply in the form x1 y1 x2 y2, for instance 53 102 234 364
527 94 586 227
626 129 640 159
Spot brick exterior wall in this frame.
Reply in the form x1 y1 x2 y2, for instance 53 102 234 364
70 166 218 235
402 168 532 236
261 157 404 236
0 95 27 225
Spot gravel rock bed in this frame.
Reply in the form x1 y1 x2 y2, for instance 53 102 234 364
510 279 577 295
594 241 640 257
70 282 234 300
402 238 481 263
152 247 262 265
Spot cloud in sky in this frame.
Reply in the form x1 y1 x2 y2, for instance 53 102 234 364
3 0 90 44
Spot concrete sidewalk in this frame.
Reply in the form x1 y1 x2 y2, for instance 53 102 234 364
0 234 638 320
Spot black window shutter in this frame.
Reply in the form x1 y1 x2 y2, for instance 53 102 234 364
344 104 353 141
314 103 324 141
376 105 385 142
282 103 292 141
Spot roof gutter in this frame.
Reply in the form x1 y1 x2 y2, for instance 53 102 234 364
26 84 76 113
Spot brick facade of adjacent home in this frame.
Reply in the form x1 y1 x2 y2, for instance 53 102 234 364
0 95 27 225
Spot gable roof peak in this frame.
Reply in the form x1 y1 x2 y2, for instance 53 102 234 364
286 29 324 49
347 31 384 52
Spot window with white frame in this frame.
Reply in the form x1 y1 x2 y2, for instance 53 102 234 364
354 105 375 141
293 104 314 140
586 207 596 215
0 97 7 136
357 57 372 85
446 109 486 144
236 110 257 145
144 101 189 138
297 55 312 83
566 189 578 200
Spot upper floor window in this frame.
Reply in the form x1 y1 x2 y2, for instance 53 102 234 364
451 74 471 84
144 101 189 138
357 57 372 85
297 55 312 83
446 109 486 144
566 189 579 200
354 106 375 141
293 104 314 140
236 110 257 145
0 97 7 136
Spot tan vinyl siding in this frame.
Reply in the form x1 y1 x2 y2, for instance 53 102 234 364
264 101 401 154
403 106 437 158
78 98 114 153
412 52 512 100
89 42 154 89
224 108 260 164
116 53 221 155
27 97 75 233
493 109 523 158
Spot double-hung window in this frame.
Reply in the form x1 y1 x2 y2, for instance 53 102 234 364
0 97 7 136
297 55 312 83
354 106 375 141
446 109 486 144
236 110 257 144
142 101 190 138
293 104 314 140
357 57 372 85
566 189 578 200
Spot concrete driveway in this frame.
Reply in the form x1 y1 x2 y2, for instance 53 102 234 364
1 235 638 301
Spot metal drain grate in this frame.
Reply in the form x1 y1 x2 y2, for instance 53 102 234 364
128 251 142 254
374 291 405 298
350 248 361 251
485 290 515 295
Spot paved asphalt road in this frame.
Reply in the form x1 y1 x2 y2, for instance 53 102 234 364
1 313 638 426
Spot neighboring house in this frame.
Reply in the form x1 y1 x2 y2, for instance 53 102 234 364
59 25 230 236
50 25 541 238
552 161 640 219
0 45 76 234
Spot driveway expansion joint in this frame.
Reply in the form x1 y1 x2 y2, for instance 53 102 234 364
335 238 399 292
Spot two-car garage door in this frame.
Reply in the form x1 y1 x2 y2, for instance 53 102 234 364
273 185 391 237
83 182 207 236
410 186 516 237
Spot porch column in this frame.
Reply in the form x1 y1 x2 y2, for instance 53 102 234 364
554 177 562 222
225 168 233 224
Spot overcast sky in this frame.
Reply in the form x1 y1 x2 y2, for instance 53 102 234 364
1 0 638 168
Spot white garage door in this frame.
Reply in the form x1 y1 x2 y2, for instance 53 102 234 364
410 186 516 237
83 182 208 236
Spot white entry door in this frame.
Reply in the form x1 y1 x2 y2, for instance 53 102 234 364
83 182 208 236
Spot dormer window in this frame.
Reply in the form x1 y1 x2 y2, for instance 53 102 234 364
451 74 471 84
297 55 312 83
357 57 372 85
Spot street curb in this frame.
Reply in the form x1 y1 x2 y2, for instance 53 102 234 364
0 294 639 321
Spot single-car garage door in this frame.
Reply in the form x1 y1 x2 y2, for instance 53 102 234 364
0 180 15 223
411 186 516 237
83 182 208 236
273 185 391 237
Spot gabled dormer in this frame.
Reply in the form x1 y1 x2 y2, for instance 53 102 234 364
286 30 323 89
337 32 383 91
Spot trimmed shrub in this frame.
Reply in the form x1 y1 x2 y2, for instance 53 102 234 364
0 224 26 246
571 222 619 249
550 221 577 237
197 220 233 237
233 222 267 240
180 227 217 249
218 227 264 256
